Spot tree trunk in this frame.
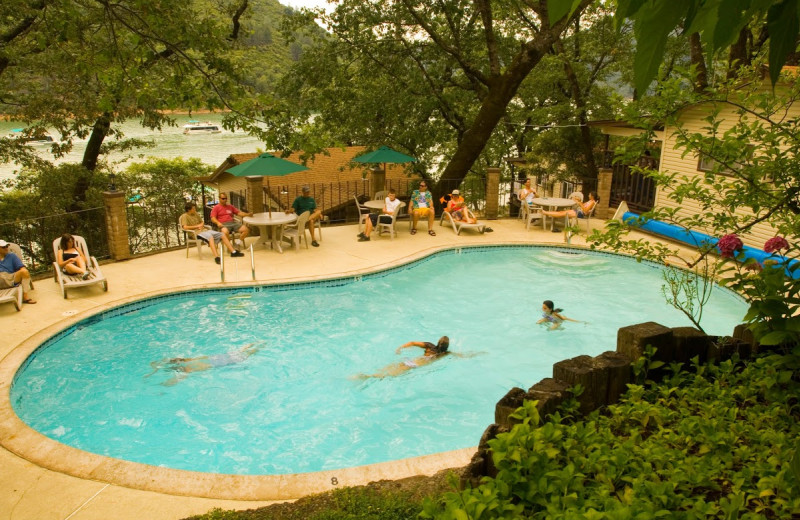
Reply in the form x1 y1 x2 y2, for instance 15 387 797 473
727 28 750 78
71 114 111 211
558 40 598 181
689 32 708 92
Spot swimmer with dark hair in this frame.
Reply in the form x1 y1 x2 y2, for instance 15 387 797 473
353 336 478 379
536 300 581 330
146 343 260 386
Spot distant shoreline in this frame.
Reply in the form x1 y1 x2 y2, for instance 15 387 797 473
1 109 228 121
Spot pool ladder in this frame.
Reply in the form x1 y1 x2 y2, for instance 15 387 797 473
218 243 257 282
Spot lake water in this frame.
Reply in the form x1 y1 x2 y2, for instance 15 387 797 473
0 113 264 181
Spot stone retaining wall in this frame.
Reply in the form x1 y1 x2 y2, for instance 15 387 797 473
461 321 756 487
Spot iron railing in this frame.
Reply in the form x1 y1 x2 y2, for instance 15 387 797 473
607 154 658 213
0 207 108 275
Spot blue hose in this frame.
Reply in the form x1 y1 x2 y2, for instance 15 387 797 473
622 212 799 279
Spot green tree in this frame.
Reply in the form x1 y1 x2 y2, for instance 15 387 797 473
243 0 594 201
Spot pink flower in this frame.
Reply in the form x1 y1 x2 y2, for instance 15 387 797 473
717 234 743 258
764 236 789 253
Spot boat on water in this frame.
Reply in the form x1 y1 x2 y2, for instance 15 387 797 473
182 121 222 134
8 128 55 145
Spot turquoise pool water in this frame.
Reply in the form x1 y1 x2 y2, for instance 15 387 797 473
11 247 747 475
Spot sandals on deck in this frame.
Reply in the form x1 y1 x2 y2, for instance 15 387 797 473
428 230 436 236
411 228 417 235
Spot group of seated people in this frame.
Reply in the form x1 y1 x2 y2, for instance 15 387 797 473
180 186 324 262
518 178 599 222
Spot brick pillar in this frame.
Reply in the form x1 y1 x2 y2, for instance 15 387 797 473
485 167 500 219
103 190 131 261
370 167 385 197
597 168 612 219
246 177 264 214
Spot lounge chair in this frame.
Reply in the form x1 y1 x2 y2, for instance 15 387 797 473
376 203 404 240
440 208 486 235
282 211 311 251
0 242 25 311
52 235 108 298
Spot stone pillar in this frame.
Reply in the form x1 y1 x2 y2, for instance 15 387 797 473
485 167 500 219
596 168 612 219
103 190 131 261
369 167 385 198
246 177 264 214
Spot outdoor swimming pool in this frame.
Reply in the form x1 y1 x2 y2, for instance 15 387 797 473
11 246 747 476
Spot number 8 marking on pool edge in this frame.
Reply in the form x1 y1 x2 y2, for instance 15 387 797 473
331 477 338 485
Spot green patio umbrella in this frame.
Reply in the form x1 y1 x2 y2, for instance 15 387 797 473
226 152 309 216
352 145 417 175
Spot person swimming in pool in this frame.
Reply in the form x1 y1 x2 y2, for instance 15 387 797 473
536 300 581 330
147 343 260 386
354 336 478 379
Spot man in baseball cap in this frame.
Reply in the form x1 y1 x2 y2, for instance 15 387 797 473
0 239 36 304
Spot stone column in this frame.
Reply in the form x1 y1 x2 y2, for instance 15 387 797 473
485 167 500 219
370 167 385 198
103 190 131 261
246 177 264 214
596 168 612 219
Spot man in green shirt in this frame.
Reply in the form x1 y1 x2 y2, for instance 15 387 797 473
287 186 322 247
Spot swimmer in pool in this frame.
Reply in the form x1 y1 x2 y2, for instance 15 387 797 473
536 300 581 330
353 336 478 379
146 343 260 386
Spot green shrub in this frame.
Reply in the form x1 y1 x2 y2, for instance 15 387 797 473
423 352 800 519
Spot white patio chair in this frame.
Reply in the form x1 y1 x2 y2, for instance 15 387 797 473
373 190 388 200
183 222 213 259
569 201 597 234
521 202 543 230
568 191 584 202
282 211 311 251
440 208 486 235
376 203 404 240
354 196 370 233
52 235 108 298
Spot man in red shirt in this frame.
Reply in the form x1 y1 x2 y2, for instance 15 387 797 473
210 194 252 246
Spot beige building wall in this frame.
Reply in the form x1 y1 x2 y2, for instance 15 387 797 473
656 98 793 249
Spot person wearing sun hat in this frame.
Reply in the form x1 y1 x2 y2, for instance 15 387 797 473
0 239 36 304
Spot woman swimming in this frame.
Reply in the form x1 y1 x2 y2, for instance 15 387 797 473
146 343 260 386
354 336 453 379
536 300 581 330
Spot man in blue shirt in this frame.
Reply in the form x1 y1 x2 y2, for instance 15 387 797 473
0 239 35 304
286 186 322 247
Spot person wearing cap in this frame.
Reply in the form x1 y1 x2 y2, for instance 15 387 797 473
180 202 243 264
210 193 251 246
287 186 322 247
0 239 36 304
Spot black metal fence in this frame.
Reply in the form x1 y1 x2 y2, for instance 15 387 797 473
0 207 108 276
608 155 658 213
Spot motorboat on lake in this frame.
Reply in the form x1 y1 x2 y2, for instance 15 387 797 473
182 121 222 134
8 128 55 145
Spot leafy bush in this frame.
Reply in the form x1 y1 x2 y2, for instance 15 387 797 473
423 352 800 519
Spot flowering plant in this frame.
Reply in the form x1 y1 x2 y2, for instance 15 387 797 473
720 235 800 348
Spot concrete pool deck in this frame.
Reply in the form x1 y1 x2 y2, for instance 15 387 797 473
1 217 643 520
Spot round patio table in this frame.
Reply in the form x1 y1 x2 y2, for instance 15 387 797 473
243 212 297 253
531 197 578 232
363 199 386 211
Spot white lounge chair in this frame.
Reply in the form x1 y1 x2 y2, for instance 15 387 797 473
282 211 311 251
0 242 24 311
52 235 108 298
376 203 404 240
440 208 486 235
